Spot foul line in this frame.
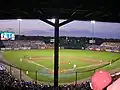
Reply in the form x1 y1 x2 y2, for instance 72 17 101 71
24 59 108 73
64 62 108 72
26 60 52 71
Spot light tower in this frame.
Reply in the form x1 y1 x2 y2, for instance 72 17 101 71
17 19 22 39
91 20 95 45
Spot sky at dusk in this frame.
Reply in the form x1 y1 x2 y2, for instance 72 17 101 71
0 19 120 39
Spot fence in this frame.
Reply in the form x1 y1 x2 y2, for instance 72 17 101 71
0 57 120 85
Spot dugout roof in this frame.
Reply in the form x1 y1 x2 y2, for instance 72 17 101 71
0 0 120 23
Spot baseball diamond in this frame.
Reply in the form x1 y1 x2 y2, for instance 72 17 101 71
3 49 120 83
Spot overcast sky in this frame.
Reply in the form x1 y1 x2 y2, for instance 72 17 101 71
0 19 120 39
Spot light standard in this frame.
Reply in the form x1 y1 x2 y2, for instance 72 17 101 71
91 20 95 45
17 19 22 39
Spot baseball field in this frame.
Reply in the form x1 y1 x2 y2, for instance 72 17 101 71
2 49 120 83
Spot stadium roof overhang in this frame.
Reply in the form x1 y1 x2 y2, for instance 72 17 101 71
0 0 120 24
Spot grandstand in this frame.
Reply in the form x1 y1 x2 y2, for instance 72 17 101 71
0 65 91 90
0 62 120 89
88 42 120 53
1 40 46 50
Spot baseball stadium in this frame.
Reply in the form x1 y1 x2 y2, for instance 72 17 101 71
1 0 120 89
0 20 120 90
2 49 120 83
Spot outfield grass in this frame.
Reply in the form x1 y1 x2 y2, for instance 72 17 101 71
3 49 120 83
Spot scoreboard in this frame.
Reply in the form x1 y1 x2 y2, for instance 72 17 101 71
0 32 15 40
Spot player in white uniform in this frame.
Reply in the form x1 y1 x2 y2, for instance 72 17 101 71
73 64 76 68
29 57 32 59
20 58 22 61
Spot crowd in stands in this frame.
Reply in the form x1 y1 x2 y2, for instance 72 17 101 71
100 42 120 51
88 42 120 52
1 40 120 51
101 42 120 47
1 63 120 90
45 44 54 49
2 40 46 49
0 64 92 90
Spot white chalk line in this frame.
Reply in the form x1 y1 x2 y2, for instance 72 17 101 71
26 60 52 71
63 62 108 72
25 59 108 73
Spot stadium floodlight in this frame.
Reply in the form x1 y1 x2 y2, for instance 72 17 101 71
91 20 95 24
17 19 22 22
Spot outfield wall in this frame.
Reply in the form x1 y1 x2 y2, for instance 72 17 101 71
0 47 31 50
1 47 120 54
0 46 63 51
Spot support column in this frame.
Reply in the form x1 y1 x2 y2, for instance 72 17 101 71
20 68 22 80
10 65 12 75
39 16 73 90
54 17 59 90
35 71 38 84
75 72 77 86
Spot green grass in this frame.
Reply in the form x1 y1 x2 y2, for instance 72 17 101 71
3 49 120 83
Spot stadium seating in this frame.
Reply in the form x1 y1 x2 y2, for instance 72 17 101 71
87 42 120 53
2 40 46 49
1 40 55 50
0 64 92 90
1 63 120 90
100 42 120 51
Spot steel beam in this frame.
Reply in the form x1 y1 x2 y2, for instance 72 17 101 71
59 19 74 27
54 17 59 90
40 18 55 27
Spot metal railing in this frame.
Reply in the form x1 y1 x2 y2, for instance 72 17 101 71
0 57 120 85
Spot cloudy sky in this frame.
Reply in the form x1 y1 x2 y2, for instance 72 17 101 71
0 19 120 39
